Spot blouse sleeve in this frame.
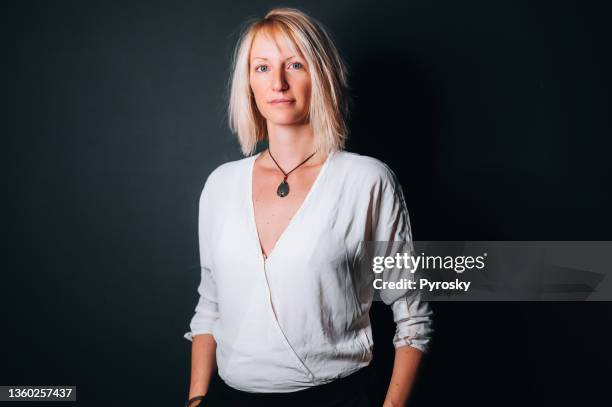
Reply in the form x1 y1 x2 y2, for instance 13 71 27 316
372 164 434 353
184 175 219 342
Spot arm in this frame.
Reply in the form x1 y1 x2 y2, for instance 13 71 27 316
188 334 217 399
185 264 219 401
383 346 423 407
382 292 432 406
371 164 433 406
185 177 220 401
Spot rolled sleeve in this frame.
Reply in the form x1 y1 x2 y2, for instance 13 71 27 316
184 175 219 342
391 292 433 352
373 164 434 352
184 265 218 341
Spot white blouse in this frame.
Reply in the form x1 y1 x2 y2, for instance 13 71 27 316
184 150 433 393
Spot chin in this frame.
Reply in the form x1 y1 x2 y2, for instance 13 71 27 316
267 114 306 126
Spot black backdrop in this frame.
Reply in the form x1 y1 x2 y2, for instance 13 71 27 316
6 1 612 406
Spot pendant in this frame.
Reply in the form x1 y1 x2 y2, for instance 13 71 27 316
277 179 290 197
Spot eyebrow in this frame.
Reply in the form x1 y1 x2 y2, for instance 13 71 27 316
250 56 300 62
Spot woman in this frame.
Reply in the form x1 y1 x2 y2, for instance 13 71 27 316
184 7 433 407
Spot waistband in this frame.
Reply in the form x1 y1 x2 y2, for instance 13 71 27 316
218 364 373 404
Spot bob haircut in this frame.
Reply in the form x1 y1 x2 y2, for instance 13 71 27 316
228 7 350 156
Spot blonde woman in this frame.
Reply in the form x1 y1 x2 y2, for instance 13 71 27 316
184 7 432 407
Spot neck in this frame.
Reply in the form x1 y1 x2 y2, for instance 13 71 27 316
265 122 323 169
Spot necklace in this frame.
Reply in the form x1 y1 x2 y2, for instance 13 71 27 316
268 149 317 198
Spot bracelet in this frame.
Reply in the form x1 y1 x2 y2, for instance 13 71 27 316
185 395 207 407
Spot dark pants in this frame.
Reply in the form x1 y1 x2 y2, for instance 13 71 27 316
204 366 373 407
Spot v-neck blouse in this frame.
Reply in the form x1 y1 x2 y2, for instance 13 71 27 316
184 150 433 393
249 149 334 261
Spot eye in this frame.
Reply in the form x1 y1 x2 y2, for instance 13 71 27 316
288 62 303 70
255 65 269 73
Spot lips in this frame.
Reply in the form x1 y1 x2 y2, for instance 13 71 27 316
269 98 295 104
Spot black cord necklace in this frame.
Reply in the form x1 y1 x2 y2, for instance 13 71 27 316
268 149 317 198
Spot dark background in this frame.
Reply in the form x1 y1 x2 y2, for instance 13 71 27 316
6 0 612 406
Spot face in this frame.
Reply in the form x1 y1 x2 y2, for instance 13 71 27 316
249 31 311 126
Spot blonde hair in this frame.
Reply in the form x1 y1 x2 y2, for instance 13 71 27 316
228 7 350 156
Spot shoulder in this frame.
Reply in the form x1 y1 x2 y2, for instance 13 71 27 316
207 155 253 183
333 150 400 190
199 154 255 202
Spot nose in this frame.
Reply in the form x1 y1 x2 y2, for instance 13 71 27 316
272 68 289 92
